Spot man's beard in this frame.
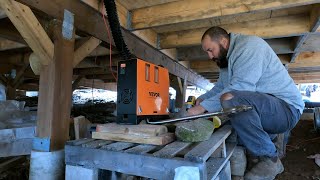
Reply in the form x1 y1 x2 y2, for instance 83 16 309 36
212 44 228 68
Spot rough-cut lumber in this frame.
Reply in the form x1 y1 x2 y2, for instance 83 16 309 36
36 21 75 151
0 0 53 65
74 116 91 140
73 37 100 67
92 131 175 145
131 0 319 29
96 123 168 137
159 15 310 49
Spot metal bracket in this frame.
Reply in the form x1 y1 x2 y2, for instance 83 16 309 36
62 9 74 40
33 137 51 152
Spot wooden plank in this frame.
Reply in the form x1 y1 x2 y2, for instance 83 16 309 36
117 0 178 10
0 18 26 44
81 139 113 148
92 132 175 145
101 142 136 151
153 141 191 158
299 34 320 52
36 20 75 151
124 144 157 154
16 0 213 90
178 38 294 62
310 4 320 32
131 0 318 29
73 37 101 67
288 52 320 68
66 138 96 146
74 116 91 140
184 125 232 162
0 0 53 65
72 75 84 91
159 15 310 49
96 123 168 137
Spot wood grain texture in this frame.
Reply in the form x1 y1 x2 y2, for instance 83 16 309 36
0 0 53 65
96 123 168 137
92 132 175 145
132 0 318 29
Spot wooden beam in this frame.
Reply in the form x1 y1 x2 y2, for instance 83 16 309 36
0 74 7 85
310 4 320 32
190 55 291 73
0 0 53 65
131 0 318 29
0 18 26 44
0 38 25 51
73 37 101 67
17 0 212 90
116 0 178 11
159 15 310 49
12 63 29 88
288 52 320 69
178 38 295 62
77 79 117 91
36 20 75 151
72 75 83 91
290 4 320 62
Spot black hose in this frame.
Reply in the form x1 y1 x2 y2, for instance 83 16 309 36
104 0 134 60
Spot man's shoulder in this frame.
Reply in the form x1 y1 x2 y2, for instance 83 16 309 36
234 33 265 47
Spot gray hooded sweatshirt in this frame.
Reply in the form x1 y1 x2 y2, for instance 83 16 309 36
199 33 304 114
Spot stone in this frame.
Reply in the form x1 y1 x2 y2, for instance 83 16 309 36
175 118 214 142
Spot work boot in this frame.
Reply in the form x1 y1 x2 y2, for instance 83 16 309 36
244 156 284 180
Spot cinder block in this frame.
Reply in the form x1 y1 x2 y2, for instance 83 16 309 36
66 165 98 180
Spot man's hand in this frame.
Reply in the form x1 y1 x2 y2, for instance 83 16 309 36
187 105 206 116
195 98 204 106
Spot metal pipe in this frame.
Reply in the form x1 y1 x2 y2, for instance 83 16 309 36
147 105 253 125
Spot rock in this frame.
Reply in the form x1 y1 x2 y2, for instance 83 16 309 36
175 118 214 142
230 146 247 176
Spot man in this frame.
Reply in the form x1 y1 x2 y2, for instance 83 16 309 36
186 27 304 179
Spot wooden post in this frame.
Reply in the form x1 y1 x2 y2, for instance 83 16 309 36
6 85 16 100
35 17 75 151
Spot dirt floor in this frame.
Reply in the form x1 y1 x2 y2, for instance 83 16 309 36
0 120 319 180
277 120 320 180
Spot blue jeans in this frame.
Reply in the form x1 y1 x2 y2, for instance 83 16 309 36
220 91 301 157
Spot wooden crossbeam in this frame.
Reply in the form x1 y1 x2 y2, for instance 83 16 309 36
73 37 101 67
0 0 53 65
177 38 295 62
290 4 320 62
159 15 310 49
288 52 320 69
191 55 291 73
17 0 212 90
77 79 117 91
131 0 319 29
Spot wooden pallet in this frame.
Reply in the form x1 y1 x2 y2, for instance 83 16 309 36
65 125 235 180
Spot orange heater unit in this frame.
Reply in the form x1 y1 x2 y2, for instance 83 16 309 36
117 59 170 124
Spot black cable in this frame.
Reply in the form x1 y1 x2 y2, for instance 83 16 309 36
104 0 134 61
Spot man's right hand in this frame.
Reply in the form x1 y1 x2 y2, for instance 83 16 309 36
195 98 204 106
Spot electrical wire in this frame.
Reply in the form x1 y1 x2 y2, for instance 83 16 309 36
100 1 117 82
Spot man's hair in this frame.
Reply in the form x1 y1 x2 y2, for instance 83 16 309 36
201 26 229 42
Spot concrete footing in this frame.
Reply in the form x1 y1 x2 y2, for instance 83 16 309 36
29 150 65 180
66 165 98 180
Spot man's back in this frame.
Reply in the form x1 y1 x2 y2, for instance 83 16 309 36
219 33 304 113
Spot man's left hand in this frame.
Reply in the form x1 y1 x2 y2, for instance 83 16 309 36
187 105 206 116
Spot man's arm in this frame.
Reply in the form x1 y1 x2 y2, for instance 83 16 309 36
197 76 224 102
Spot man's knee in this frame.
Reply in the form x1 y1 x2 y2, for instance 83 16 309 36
220 92 234 102
220 91 236 109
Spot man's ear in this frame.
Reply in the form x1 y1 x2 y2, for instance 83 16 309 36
220 37 229 49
